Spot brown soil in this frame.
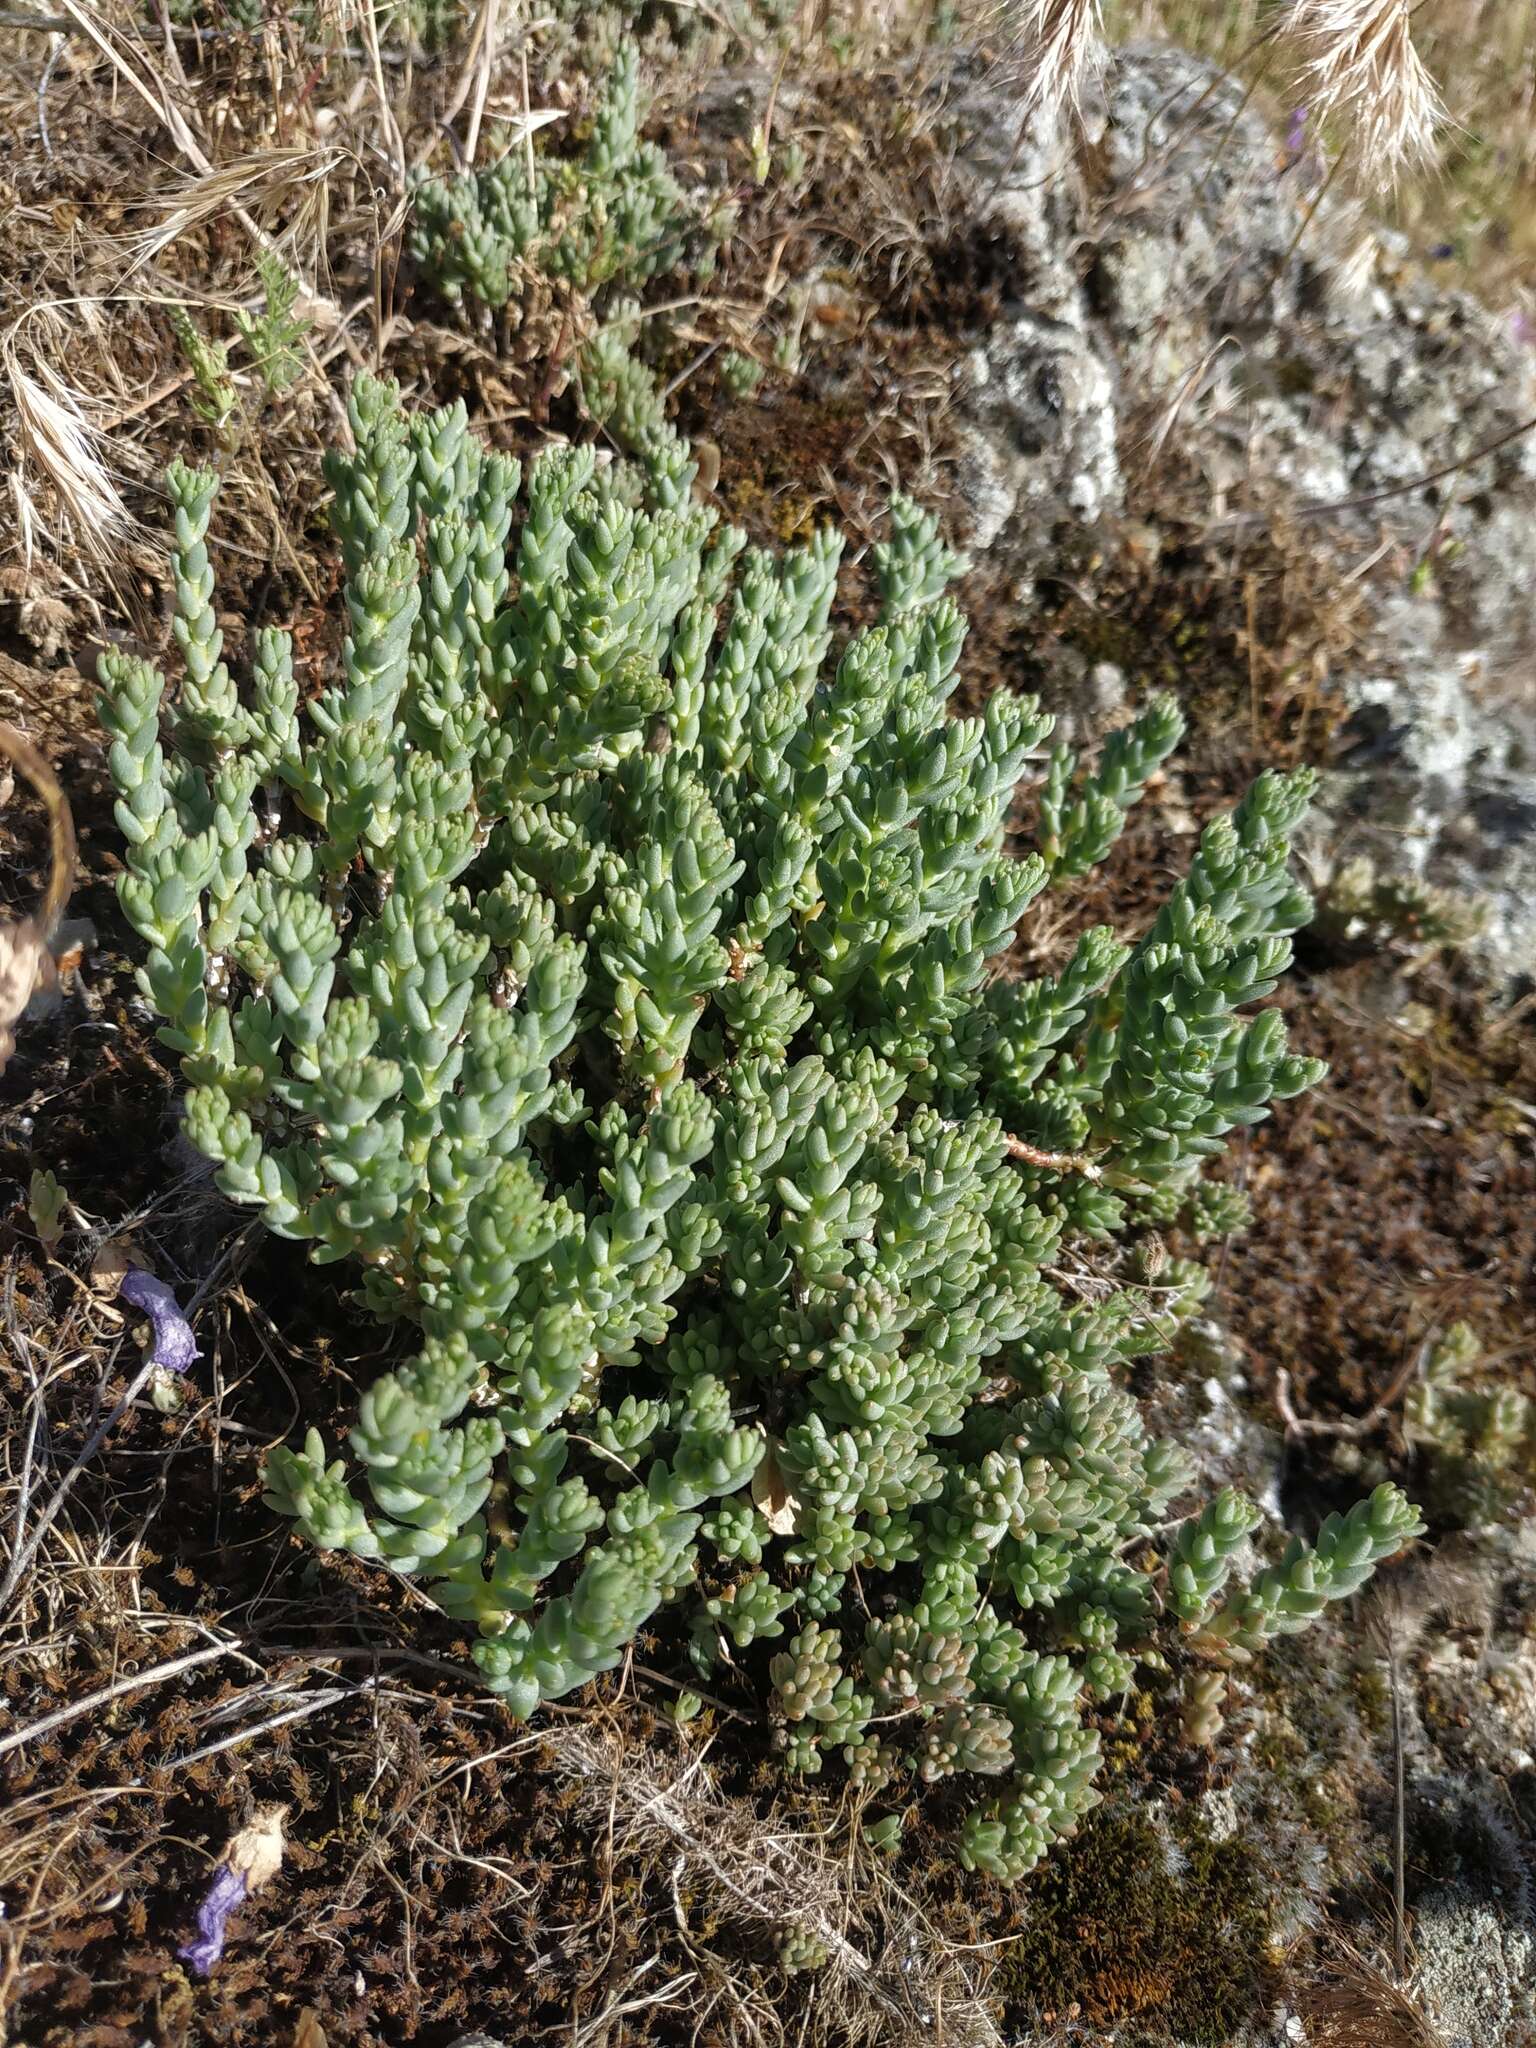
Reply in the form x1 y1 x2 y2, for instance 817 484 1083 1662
1224 958 1536 1423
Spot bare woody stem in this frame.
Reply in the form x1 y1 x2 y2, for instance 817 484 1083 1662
1002 1134 1102 1180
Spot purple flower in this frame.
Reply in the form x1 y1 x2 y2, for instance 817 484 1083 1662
177 1808 286 1977
179 1863 248 1976
119 1269 200 1374
1285 106 1308 154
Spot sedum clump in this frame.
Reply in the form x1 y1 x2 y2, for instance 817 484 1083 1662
234 249 310 398
1406 1321 1536 1526
408 42 727 511
408 42 718 308
99 379 1423 1881
170 307 238 437
1316 852 1484 954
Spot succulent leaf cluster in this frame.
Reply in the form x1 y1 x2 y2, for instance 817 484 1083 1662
1316 852 1484 952
99 379 1423 1881
1406 1322 1535 1525
409 43 718 308
170 309 238 436
234 250 310 397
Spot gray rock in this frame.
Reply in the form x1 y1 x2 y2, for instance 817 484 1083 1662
958 311 1120 551
1413 1893 1536 2048
944 44 1536 982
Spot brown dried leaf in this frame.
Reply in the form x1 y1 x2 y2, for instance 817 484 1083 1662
89 1239 143 1294
750 1442 801 1536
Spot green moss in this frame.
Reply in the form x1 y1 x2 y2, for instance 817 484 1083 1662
716 472 819 545
1351 1662 1392 1734
993 1805 1279 2045
1251 1713 1306 1775
1269 357 1318 398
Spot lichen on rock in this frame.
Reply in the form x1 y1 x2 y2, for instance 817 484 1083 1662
945 44 1536 983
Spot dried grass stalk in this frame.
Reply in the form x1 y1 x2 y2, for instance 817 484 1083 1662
1300 1941 1444 2046
1287 0 1443 186
550 1724 1005 2047
124 147 346 272
3 349 132 571
1003 0 1104 121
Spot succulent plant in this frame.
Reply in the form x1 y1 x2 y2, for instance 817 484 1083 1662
99 377 1423 1879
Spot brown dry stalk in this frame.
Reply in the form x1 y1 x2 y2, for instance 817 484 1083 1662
1003 1132 1103 1178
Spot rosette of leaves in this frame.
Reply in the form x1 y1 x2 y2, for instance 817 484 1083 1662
100 377 1423 1881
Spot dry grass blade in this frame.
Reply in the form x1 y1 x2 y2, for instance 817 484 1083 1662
55 0 348 329
550 1724 1005 2048
0 1641 235 1762
124 147 348 274
1362 1585 1411 1980
3 345 133 571
1300 1940 1445 2046
1286 0 1444 186
463 0 502 169
1003 0 1105 119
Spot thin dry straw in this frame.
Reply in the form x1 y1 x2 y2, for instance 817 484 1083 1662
1286 0 1443 186
121 147 347 274
1006 0 1105 119
0 1642 235 1761
552 1726 1007 2047
56 1 348 329
4 348 133 570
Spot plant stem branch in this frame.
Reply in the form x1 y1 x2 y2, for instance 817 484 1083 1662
1002 1134 1102 1178
0 1641 234 1759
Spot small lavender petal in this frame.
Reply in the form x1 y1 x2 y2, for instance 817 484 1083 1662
120 1269 200 1374
178 1863 248 1976
1286 106 1309 153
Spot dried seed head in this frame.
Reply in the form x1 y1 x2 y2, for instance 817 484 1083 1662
1005 0 1105 123
1286 0 1443 187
